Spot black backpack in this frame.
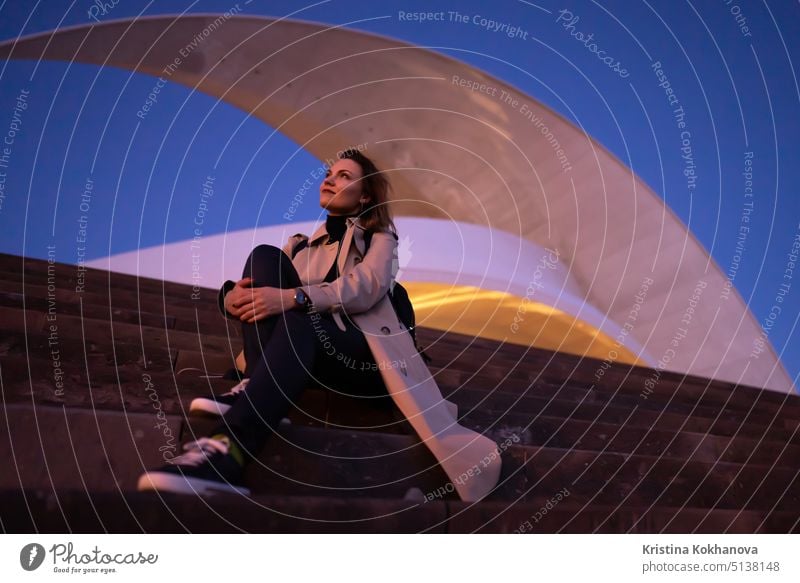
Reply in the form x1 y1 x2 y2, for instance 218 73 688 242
292 231 431 364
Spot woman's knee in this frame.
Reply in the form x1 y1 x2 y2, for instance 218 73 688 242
245 244 282 266
243 244 292 281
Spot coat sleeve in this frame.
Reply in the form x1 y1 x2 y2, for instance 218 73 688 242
301 230 398 315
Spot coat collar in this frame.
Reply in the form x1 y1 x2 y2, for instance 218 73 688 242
306 216 368 278
308 215 362 246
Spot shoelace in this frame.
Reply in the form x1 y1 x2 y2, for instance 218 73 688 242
222 378 250 397
168 437 229 467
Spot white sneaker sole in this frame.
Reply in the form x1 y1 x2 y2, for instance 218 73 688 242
189 398 232 417
137 471 251 496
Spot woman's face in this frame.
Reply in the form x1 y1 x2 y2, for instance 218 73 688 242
319 158 366 215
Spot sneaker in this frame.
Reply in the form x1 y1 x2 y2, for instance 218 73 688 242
137 436 251 496
189 378 250 416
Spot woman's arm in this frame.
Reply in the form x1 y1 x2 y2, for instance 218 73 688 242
217 279 237 319
224 278 298 323
217 235 306 321
300 231 398 315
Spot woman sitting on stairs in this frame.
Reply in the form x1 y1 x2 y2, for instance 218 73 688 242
137 149 502 502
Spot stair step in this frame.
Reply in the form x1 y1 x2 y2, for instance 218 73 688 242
447 387 800 442
170 350 800 439
6 345 796 453
246 425 450 499
2 488 796 533
496 446 800 512
0 254 203 298
446 500 800 533
2 306 238 355
13 252 796 415
180 382 800 469
5 251 794 411
0 279 240 335
0 405 182 493
0 354 220 412
417 328 800 410
205 423 800 511
459 408 800 468
4 252 798 534
0 287 175 329
431 364 800 418
443 387 800 443
2 329 176 370
441 375 800 429
7 352 796 448
173 350 239 378
181 389 410 439
0 488 449 533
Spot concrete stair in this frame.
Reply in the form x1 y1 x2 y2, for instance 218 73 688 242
1 252 799 532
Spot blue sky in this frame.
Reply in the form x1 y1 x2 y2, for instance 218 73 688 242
0 0 798 388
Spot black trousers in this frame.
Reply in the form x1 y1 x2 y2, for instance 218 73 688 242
213 244 391 458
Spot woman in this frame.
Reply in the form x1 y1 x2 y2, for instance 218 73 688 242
137 149 502 502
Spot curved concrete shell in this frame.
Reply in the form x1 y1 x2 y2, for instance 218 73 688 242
0 14 792 392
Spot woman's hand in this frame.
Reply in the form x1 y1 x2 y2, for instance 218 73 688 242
224 277 297 323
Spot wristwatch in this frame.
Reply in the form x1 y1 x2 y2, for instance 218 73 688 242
294 288 310 309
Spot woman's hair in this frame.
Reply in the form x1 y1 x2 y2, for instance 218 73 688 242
339 149 397 235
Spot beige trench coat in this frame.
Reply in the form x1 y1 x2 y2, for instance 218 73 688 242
284 216 502 502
